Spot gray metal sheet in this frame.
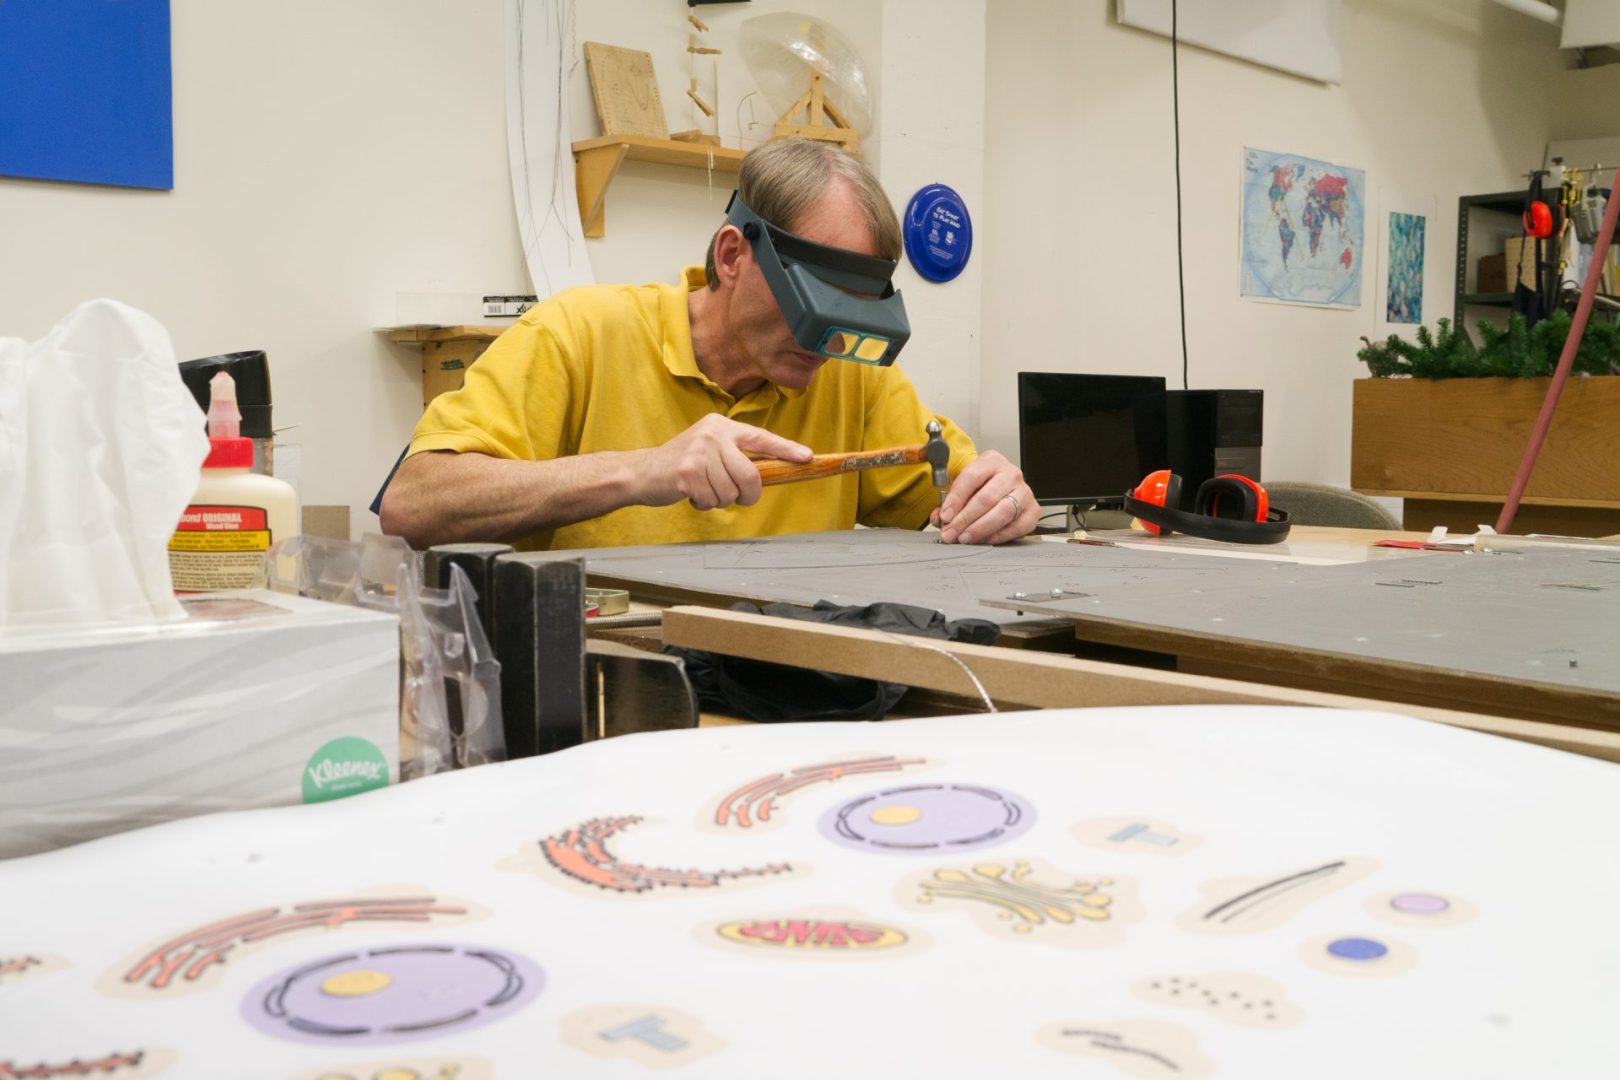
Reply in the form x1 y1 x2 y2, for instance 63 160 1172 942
981 547 1620 694
568 528 1278 626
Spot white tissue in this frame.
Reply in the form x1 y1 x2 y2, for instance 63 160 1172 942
0 300 210 630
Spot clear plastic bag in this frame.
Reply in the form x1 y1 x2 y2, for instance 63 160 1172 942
262 534 504 777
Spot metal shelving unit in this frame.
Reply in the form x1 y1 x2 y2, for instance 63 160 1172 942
1454 190 1527 338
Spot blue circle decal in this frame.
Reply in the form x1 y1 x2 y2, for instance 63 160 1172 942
903 183 973 283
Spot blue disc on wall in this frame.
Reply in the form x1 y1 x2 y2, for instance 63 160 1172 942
903 183 973 283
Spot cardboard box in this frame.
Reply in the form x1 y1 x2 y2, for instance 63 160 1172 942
1502 237 1540 292
0 590 399 860
1477 252 1507 294
302 504 351 541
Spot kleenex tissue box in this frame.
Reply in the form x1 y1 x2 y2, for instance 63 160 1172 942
0 590 399 860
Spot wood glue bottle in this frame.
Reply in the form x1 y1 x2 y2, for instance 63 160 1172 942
168 371 298 593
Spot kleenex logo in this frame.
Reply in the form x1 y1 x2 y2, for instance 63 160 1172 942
307 758 384 788
302 737 390 804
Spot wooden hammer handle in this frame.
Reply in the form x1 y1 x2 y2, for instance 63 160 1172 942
754 443 926 486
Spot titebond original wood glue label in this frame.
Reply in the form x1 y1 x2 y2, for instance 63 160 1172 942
168 504 272 592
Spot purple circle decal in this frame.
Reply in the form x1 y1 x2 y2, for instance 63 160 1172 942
242 943 543 1045
819 783 1034 854
1327 937 1388 961
1390 893 1450 915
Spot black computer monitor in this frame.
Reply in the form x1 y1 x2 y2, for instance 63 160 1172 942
1017 372 1168 507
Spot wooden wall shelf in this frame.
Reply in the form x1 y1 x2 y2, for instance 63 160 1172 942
382 326 505 405
571 134 745 238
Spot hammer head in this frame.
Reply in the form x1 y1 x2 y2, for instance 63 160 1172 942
924 419 949 489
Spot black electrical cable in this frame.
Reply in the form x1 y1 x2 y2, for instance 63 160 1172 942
1172 0 1189 391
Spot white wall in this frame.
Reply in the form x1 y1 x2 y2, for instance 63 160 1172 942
874 0 988 438
981 0 1566 486
0 1 527 530
0 0 1574 535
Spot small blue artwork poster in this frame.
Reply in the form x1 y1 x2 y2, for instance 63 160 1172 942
0 0 173 190
1240 148 1365 308
1386 212 1425 323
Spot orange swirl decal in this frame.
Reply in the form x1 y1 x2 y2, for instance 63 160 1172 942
714 756 927 828
542 816 791 893
0 1051 147 1078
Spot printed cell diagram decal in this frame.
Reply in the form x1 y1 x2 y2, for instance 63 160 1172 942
541 815 791 893
716 918 908 951
820 783 1034 854
1179 857 1378 935
713 755 927 829
1037 1018 1214 1077
108 895 477 995
0 954 67 986
0 1049 176 1078
903 860 1142 947
243 943 543 1045
1133 972 1304 1028
0 956 41 980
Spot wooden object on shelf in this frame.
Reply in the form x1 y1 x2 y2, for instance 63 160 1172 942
583 42 667 139
773 72 860 154
683 15 720 141
1503 237 1540 292
1478 253 1507 294
1350 376 1620 533
571 134 745 239
383 325 503 405
670 130 721 146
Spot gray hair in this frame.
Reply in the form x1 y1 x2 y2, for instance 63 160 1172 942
704 138 901 288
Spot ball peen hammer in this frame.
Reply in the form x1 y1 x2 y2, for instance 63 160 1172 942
752 421 950 488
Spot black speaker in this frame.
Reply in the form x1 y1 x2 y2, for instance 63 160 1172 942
1139 390 1264 511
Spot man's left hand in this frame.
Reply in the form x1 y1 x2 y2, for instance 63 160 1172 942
931 451 1038 545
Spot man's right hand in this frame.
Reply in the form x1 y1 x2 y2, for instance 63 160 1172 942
639 414 812 511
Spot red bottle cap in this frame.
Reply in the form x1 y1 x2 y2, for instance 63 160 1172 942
204 437 253 468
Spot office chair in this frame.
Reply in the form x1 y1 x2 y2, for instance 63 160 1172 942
1262 481 1400 529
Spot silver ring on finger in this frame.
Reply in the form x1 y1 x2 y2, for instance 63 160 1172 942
1004 493 1022 518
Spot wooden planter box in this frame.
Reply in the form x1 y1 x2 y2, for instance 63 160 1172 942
1351 376 1620 535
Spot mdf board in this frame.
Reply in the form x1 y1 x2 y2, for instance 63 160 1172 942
583 42 667 138
662 606 1620 763
980 547 1620 732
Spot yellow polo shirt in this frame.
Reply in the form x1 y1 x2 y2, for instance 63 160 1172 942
407 267 977 551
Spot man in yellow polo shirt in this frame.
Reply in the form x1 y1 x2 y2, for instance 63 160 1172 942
380 138 1036 552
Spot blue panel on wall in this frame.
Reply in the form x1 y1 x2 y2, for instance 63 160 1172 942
0 0 173 190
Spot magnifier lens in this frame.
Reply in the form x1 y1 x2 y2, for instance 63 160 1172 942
822 331 859 357
852 337 890 362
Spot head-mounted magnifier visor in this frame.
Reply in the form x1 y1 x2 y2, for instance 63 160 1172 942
725 192 911 366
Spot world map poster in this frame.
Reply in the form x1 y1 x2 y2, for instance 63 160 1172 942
1240 148 1365 308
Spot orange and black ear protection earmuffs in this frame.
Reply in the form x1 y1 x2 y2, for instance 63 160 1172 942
1523 170 1555 240
1122 469 1291 545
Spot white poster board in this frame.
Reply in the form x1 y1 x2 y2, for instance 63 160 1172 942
1117 0 1343 84
506 0 595 299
